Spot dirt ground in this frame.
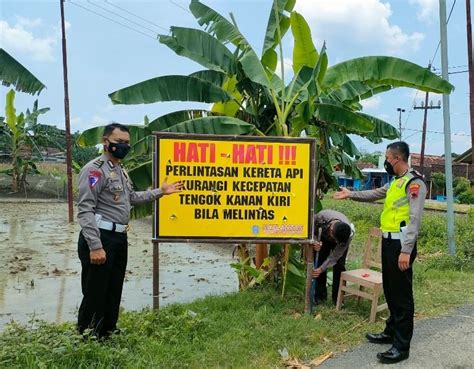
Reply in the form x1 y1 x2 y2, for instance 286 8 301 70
0 200 238 330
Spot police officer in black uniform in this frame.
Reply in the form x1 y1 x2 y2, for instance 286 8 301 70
77 123 182 338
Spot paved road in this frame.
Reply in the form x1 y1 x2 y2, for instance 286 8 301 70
320 304 474 369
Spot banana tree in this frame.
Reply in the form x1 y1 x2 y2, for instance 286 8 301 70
78 0 453 294
1 90 50 192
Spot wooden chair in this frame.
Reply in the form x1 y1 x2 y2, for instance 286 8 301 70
336 227 388 322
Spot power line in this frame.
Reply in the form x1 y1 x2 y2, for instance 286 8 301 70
68 1 157 41
169 0 192 14
86 0 164 34
105 0 169 31
404 128 471 136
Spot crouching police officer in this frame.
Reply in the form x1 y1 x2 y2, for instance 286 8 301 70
334 141 426 364
77 122 183 339
311 209 354 305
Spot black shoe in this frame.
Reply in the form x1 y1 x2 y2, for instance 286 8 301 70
377 346 409 364
366 332 393 344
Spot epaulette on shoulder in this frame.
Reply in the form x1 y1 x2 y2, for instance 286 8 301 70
410 169 424 178
92 159 104 168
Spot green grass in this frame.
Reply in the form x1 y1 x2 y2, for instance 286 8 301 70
1 197 473 368
1 267 473 369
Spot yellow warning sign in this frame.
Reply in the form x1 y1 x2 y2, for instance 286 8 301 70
153 133 316 243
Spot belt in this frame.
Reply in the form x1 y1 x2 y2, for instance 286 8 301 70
382 232 401 239
97 219 129 233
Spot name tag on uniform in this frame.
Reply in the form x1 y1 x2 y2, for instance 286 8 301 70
396 178 406 188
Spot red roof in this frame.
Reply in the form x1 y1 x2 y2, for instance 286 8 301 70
410 153 445 166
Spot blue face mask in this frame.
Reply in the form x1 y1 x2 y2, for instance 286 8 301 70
107 140 131 159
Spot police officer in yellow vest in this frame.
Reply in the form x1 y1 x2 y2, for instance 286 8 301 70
334 141 427 364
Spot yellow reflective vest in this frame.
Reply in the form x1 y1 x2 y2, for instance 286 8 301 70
380 172 420 232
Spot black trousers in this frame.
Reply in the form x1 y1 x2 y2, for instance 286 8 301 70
77 229 128 337
315 241 348 304
381 237 417 351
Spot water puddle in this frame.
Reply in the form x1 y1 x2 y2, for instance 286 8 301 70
0 201 238 330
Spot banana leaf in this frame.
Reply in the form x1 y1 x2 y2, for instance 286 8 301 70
148 109 212 132
323 56 454 94
354 113 399 143
261 0 296 71
189 0 248 48
109 75 233 105
189 70 227 86
0 49 45 95
161 116 256 135
159 27 237 74
290 11 318 74
328 81 393 105
314 103 375 133
77 125 148 147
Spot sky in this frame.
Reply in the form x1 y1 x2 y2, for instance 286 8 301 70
0 0 472 156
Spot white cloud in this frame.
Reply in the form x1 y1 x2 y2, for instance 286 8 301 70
409 0 438 23
361 96 382 110
15 16 42 29
295 0 425 55
0 19 56 62
91 115 109 126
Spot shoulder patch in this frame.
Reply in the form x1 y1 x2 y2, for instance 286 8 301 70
92 159 104 168
408 183 420 199
88 170 102 188
411 169 424 178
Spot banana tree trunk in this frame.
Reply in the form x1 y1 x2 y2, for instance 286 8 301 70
255 243 268 269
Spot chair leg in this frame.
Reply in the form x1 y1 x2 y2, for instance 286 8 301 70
336 278 346 310
369 287 381 323
357 285 363 304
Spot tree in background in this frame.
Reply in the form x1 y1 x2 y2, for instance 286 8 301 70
78 0 454 294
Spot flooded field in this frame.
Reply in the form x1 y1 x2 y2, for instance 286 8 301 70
0 200 238 330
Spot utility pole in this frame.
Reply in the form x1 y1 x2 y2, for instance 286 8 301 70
413 65 442 171
439 0 456 255
466 0 474 163
60 0 74 223
397 108 405 139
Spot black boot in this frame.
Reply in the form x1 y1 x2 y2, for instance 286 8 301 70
366 332 393 344
377 346 409 364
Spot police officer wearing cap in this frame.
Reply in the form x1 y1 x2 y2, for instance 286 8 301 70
77 122 183 338
333 141 426 364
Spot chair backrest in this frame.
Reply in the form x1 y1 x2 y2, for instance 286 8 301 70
362 227 383 270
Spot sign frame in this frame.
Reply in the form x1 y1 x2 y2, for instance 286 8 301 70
152 132 317 244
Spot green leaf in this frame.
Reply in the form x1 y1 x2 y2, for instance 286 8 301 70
355 113 399 143
5 89 17 135
109 75 233 105
323 56 454 94
148 110 211 132
189 0 248 48
161 116 256 135
261 0 296 71
189 70 227 86
128 160 153 191
290 12 318 74
328 81 393 105
0 49 46 95
77 125 148 147
342 135 361 158
240 47 272 89
211 75 242 117
314 103 375 133
159 27 237 74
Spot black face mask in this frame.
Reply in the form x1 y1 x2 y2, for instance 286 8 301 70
107 141 131 159
384 159 396 176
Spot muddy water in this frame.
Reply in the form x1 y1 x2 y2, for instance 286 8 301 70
0 201 238 330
